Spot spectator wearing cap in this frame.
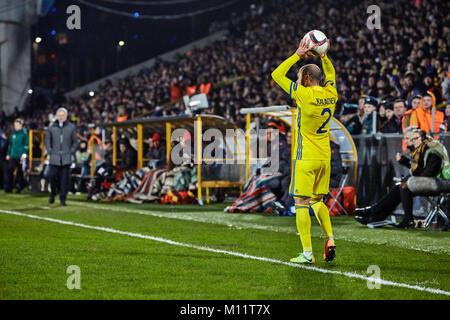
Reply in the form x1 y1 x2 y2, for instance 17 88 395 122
339 103 362 135
409 95 422 110
381 99 407 134
409 91 444 134
45 107 78 206
4 118 28 193
377 100 392 131
361 96 378 134
145 133 166 169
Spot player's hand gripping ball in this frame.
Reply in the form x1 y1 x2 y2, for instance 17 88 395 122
302 30 329 57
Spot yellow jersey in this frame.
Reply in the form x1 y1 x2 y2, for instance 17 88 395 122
271 54 338 160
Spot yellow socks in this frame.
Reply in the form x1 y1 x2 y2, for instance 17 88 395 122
310 200 333 239
295 205 312 253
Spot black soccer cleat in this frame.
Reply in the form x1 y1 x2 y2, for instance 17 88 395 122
323 238 336 262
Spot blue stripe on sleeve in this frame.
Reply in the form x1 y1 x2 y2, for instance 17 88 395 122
289 81 293 99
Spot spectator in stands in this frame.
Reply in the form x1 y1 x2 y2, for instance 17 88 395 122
4 119 28 193
442 66 450 101
339 103 362 135
400 72 417 100
145 133 166 169
7 0 449 142
103 140 114 168
0 127 8 190
355 127 449 229
381 99 407 134
75 140 91 178
409 92 444 133
118 138 137 171
116 106 129 122
385 104 395 122
170 77 183 102
377 100 391 131
361 97 378 134
409 95 422 110
73 140 91 193
45 108 78 206
402 95 422 130
357 96 367 118
443 102 450 132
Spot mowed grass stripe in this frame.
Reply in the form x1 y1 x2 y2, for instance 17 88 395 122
1 194 450 295
1 208 449 298
1 213 437 300
68 200 450 255
2 193 449 256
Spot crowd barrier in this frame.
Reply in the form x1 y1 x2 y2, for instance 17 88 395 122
354 133 450 207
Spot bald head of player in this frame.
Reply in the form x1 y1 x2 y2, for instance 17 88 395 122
297 64 321 87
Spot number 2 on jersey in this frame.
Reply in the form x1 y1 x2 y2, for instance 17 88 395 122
316 108 332 134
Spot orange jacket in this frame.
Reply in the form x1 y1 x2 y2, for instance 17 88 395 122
199 82 212 95
117 115 128 122
409 91 443 133
186 85 197 96
401 109 414 133
170 84 182 102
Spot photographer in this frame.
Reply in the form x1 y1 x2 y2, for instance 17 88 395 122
355 127 448 228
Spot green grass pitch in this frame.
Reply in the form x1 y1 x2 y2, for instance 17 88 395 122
0 191 449 300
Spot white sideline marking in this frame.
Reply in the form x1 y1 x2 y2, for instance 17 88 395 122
0 208 449 297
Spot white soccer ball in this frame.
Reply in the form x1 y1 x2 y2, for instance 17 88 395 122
302 30 329 57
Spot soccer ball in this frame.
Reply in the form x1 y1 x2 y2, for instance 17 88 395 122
302 30 329 57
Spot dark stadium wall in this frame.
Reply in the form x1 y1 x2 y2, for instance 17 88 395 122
30 0 259 93
0 0 37 116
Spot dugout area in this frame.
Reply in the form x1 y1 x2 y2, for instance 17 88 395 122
27 109 358 205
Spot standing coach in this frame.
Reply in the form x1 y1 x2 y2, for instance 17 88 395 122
45 107 78 206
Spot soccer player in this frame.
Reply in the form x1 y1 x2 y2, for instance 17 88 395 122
271 37 337 264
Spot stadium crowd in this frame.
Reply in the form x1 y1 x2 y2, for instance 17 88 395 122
0 0 449 208
0 0 448 136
